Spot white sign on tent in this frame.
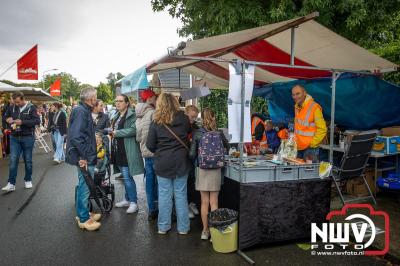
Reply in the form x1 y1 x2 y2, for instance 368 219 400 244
228 63 254 143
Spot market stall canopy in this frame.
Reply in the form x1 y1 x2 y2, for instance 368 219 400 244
0 82 57 102
145 13 397 87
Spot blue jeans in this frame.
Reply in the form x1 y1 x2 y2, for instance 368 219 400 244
157 175 190 233
297 148 320 163
119 166 137 203
53 130 65 161
8 135 35 185
145 158 158 213
76 165 95 223
50 132 56 151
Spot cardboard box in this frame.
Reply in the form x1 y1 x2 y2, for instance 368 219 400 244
345 172 377 196
373 136 400 154
382 127 400 137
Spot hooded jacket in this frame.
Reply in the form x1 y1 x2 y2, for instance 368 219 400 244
135 103 155 158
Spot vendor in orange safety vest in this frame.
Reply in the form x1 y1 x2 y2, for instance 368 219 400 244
292 85 327 162
251 114 268 149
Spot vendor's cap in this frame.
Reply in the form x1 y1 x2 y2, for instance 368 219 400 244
140 89 157 101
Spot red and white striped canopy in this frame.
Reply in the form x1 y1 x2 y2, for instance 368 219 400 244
146 14 397 88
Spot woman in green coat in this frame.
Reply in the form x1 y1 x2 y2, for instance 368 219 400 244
111 94 144 214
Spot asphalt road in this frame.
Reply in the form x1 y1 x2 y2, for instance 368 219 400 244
0 148 390 266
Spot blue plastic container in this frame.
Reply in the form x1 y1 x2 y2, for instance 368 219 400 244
377 174 400 190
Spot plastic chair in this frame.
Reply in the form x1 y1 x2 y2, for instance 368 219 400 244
332 130 379 205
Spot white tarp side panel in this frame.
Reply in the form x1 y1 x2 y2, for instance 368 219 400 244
266 20 397 72
180 86 211 101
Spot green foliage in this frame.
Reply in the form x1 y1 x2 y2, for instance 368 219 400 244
151 0 400 85
151 0 399 43
199 89 228 128
96 82 113 104
251 96 268 115
106 72 125 99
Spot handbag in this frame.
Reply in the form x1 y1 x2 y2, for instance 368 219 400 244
163 124 189 150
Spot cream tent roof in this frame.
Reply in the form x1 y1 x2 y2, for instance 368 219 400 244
146 13 397 87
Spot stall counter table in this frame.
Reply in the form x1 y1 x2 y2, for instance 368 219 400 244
320 144 400 195
220 175 332 250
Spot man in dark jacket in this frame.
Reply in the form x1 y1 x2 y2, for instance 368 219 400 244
47 104 57 151
2 92 40 192
66 87 101 231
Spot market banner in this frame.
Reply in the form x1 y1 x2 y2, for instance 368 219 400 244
49 78 61 96
17 45 38 80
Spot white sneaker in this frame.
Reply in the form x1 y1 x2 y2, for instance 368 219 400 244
2 183 15 192
201 231 210 240
126 202 138 214
53 159 61 164
115 200 130 208
25 181 33 189
189 203 199 215
188 209 195 219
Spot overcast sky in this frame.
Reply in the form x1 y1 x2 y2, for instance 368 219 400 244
0 0 183 85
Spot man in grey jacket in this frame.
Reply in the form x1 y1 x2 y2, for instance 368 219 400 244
135 89 158 221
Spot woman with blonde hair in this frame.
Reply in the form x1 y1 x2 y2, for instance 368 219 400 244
189 108 229 240
146 93 192 235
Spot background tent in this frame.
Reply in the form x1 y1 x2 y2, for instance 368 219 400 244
0 82 57 102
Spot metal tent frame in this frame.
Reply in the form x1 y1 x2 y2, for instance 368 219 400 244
128 14 397 264
164 54 391 266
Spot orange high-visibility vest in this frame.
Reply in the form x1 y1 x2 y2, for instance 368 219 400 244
251 116 268 148
277 129 289 140
294 100 321 151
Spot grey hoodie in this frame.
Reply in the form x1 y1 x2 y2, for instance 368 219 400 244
135 103 155 158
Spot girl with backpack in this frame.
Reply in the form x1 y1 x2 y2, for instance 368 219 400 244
189 108 229 240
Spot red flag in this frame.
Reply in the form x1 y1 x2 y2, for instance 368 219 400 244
17 45 38 80
50 79 61 96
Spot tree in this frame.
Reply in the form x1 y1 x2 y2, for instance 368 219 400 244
106 72 125 99
38 72 81 104
152 0 400 84
96 82 113 104
199 89 228 128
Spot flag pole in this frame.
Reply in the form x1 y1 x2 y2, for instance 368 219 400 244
0 62 17 79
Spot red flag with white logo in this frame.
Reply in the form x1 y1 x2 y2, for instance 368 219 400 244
17 45 38 80
50 79 61 96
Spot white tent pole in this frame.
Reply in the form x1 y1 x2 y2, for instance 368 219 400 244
290 27 296 65
329 72 341 164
